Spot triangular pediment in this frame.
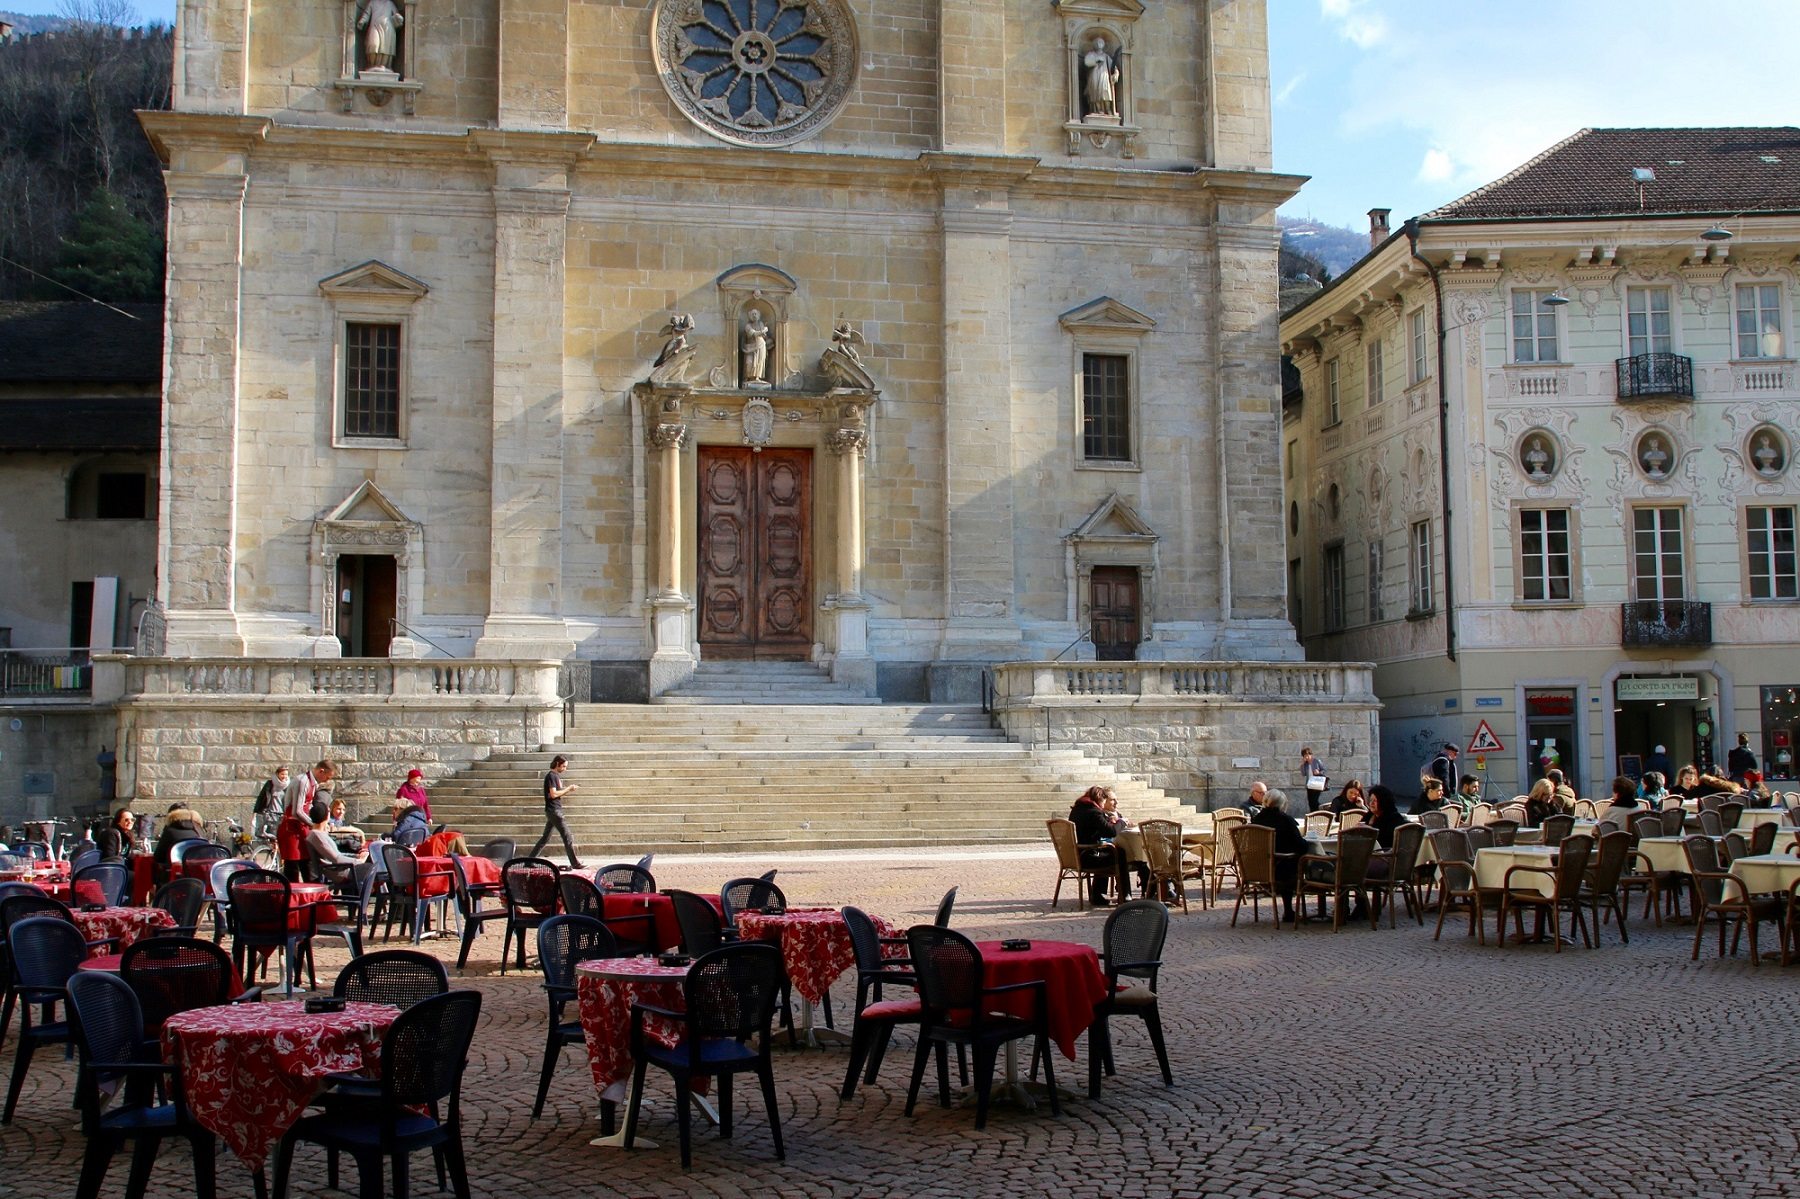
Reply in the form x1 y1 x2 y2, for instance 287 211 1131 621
318 260 430 301
1058 296 1157 335
1052 0 1145 21
1067 493 1157 543
319 479 415 526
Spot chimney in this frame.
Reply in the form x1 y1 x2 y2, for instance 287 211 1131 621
1368 208 1392 249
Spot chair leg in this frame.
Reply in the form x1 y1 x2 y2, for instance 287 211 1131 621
532 1028 561 1118
717 1075 733 1138
971 1042 996 1131
498 923 512 976
841 1019 874 1100
1087 1017 1107 1099
271 1128 299 1199
1144 1004 1172 1086
1037 1034 1060 1116
903 1036 932 1117
75 1133 118 1199
865 1022 896 1084
122 1133 160 1199
457 919 479 970
934 1033 951 1106
392 1146 410 1199
189 1131 218 1199
4 1024 40 1123
621 1058 649 1148
674 1075 694 1170
441 1125 472 1199
757 1061 785 1161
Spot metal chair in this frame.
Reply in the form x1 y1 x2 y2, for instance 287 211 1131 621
532 915 620 1120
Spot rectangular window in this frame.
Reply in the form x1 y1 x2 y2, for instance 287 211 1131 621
1367 539 1384 622
1519 508 1573 602
1747 506 1799 600
1626 286 1673 357
1081 352 1131 461
1288 558 1302 632
1365 339 1384 405
1736 284 1785 359
1632 507 1685 601
95 472 148 519
344 322 402 439
1511 290 1559 363
1409 309 1429 385
1323 544 1346 632
1285 439 1296 481
1410 519 1433 613
1325 358 1341 425
69 580 94 650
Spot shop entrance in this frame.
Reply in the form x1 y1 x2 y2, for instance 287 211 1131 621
1612 674 1705 782
1523 689 1579 795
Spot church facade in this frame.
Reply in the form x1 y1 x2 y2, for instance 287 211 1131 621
142 0 1303 699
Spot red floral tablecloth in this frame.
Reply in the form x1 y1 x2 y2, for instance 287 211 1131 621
163 1000 399 1170
975 939 1107 1060
575 957 702 1101
71 905 176 952
735 908 898 1004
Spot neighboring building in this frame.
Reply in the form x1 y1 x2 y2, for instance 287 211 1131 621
1282 128 1800 797
0 301 161 821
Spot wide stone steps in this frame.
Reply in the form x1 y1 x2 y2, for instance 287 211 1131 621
653 661 880 704
424 699 1196 856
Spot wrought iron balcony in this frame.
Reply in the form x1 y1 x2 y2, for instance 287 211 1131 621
1616 352 1694 400
1620 600 1712 648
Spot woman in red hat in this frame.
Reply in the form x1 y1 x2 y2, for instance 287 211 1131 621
395 767 432 822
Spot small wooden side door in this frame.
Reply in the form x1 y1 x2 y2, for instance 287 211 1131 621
1089 566 1140 661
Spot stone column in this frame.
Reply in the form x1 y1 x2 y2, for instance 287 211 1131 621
139 114 270 656
472 134 590 659
646 404 695 696
827 423 874 694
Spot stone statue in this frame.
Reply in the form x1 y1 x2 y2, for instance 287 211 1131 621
1083 36 1119 119
1753 432 1783 475
1523 436 1551 481
358 0 404 73
831 321 865 364
649 312 697 386
1640 436 1668 479
740 308 770 387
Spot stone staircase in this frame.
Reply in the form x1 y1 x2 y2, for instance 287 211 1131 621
424 701 1204 857
653 660 879 704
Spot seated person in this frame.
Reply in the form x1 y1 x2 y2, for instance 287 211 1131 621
1602 775 1644 826
389 801 431 848
1328 779 1365 816
96 808 137 862
304 823 362 887
1069 785 1131 907
326 798 365 842
153 805 208 884
1545 768 1577 808
1414 777 1447 815
1453 774 1483 814
1673 764 1703 800
1523 778 1559 826
1250 787 1308 922
1638 771 1669 805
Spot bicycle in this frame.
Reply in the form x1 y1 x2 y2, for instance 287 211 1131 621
222 819 280 870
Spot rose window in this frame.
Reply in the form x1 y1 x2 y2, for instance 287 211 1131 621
653 0 859 148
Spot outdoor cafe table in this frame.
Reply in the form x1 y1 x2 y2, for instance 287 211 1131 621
575 955 714 1149
132 854 227 904
972 939 1108 1108
1635 836 1724 876
233 880 340 932
1737 808 1793 832
162 1000 399 1171
71 904 175 951
735 907 901 1045
1728 853 1800 896
411 854 501 899
1473 846 1559 899
599 892 688 953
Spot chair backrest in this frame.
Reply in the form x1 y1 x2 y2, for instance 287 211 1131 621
1629 813 1662 844
1331 826 1378 883
1462 825 1495 853
20 841 50 862
906 925 984 1021
0 855 22 872
1212 812 1248 864
1418 810 1449 830
1497 803 1529 825
1428 828 1471 866
1681 835 1729 903
1304 811 1336 837
1487 819 1520 847
478 838 517 866
381 990 483 1113
1750 821 1778 856
538 914 619 990
66 971 153 1125
9 915 87 995
1046 818 1082 870
1587 830 1632 895
557 873 604 919
152 878 207 930
933 886 958 928
0 892 74 937
594 863 657 894
387 844 422 890
185 843 230 865
502 857 561 913
334 948 451 1009
1660 807 1687 836
1697 792 1726 812
720 876 787 925
637 852 655 871
1570 799 1597 819
1540 814 1575 844
1697 809 1725 837
1335 810 1365 832
841 905 886 975
1211 807 1246 822
1469 802 1496 826
445 856 478 916
1723 832 1749 863
683 943 784 1049
70 848 101 873
1137 820 1183 881
667 889 724 955
1718 801 1746 831
225 868 293 939
74 861 129 907
1388 822 1426 876
1230 823 1276 886
1551 834 1594 896
119 935 239 1030
1103 898 1167 986
210 858 256 901
0 881 44 901
167 837 212 866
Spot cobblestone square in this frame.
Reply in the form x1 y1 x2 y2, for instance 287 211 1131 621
8 846 1796 1198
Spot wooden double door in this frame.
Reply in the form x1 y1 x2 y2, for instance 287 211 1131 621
697 446 813 659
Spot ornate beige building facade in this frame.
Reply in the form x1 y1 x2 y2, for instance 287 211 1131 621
140 0 1302 702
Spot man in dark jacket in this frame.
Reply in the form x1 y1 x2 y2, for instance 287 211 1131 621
1249 787 1309 922
1069 787 1130 906
1728 734 1758 782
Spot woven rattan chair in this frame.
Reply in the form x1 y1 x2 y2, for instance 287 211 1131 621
1659 807 1687 836
1498 803 1529 825
1697 809 1725 838
1304 812 1335 838
1137 820 1188 914
1430 830 1489 943
1488 819 1522 847
1418 810 1449 830
1579 830 1634 945
1462 825 1495 853
1335 809 1365 832
1495 833 1595 952
1046 819 1104 910
1748 821 1778 857
1698 793 1727 813
1088 899 1170 1096
1228 824 1279 928
1468 802 1497 827
1208 812 1249 899
1540 814 1576 845
1785 879 1800 966
1296 825 1377 931
1370 822 1426 928
1685 835 1783 966
1718 801 1746 832
1570 799 1598 819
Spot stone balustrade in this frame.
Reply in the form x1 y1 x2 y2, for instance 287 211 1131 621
95 657 563 703
989 660 1376 707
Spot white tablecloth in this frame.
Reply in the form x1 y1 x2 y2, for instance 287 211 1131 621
1635 836 1695 874
1474 846 1558 897
1729 854 1800 896
1737 808 1792 832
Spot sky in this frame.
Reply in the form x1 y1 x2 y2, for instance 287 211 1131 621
9 0 1798 232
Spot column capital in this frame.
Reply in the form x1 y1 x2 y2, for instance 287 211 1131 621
648 422 688 451
827 428 867 457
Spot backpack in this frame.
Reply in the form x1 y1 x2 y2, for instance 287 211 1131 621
253 778 276 814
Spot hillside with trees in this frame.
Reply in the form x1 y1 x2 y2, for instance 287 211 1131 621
0 1 171 302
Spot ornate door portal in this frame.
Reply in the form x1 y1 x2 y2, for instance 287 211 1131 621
697 446 813 659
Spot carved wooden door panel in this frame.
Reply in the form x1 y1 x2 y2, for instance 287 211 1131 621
697 446 812 659
1089 566 1140 661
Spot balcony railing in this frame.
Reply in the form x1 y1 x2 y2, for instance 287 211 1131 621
1616 352 1694 400
1620 600 1712 648
0 648 92 697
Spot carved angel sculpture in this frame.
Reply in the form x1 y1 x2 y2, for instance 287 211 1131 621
654 313 695 368
831 321 866 363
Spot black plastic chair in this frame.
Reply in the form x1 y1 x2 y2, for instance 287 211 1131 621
4 916 86 1122
595 863 656 894
272 990 483 1199
119 936 261 1041
66 970 218 1199
719 877 786 934
227 869 317 994
904 925 1057 1131
558 872 603 919
667 890 726 955
562 874 654 953
152 878 207 935
499 858 560 974
451 857 509 972
1088 899 1172 1095
839 905 962 1100
932 887 959 928
74 861 130 907
315 860 377 958
2 893 117 1046
533 915 620 1120
333 949 450 1010
476 838 516 867
70 848 102 874
622 943 786 1169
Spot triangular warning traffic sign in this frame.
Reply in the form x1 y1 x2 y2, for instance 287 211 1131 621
1467 720 1504 754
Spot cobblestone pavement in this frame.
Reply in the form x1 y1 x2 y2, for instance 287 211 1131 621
9 846 1799 1198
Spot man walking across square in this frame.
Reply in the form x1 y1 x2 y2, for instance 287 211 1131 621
531 754 584 868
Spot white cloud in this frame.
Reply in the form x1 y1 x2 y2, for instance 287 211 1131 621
1319 0 1389 49
1417 148 1455 184
1275 71 1308 107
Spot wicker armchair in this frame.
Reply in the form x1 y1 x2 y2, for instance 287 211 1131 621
1303 812 1335 838
1698 810 1725 838
1208 813 1249 899
1718 802 1746 833
1295 826 1377 931
1747 822 1778 857
1495 834 1595 952
1579 831 1634 945
1468 803 1497 827
1685 835 1784 966
1335 810 1365 832
1488 819 1521 847
1368 822 1426 928
1418 810 1449 831
1540 814 1575 845
1462 826 1495 852
1046 819 1104 910
1137 820 1191 914
1430 830 1489 943
1498 803 1529 825
1227 824 1280 928
1659 807 1687 836
1570 799 1598 819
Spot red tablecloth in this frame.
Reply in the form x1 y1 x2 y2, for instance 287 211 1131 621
232 881 341 932
163 1000 399 1170
458 856 501 887
735 908 898 1004
575 957 705 1101
975 939 1107 1061
130 856 155 904
597 892 720 953
401 855 457 900
72 905 176 952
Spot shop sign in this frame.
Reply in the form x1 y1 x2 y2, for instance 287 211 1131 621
1616 677 1699 702
1526 692 1575 716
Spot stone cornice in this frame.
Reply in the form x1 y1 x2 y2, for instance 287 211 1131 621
467 129 597 168
136 111 271 164
918 151 1042 189
1198 167 1309 213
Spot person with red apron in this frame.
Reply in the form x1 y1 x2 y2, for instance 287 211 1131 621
279 759 334 881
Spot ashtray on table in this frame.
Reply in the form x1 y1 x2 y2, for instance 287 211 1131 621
1000 939 1031 952
657 954 693 967
304 998 347 1014
760 905 785 916
79 903 108 913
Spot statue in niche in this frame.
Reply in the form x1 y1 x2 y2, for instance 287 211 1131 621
357 0 404 74
1638 435 1669 480
831 321 865 364
1752 432 1785 476
1082 35 1120 120
1522 435 1553 481
740 307 771 388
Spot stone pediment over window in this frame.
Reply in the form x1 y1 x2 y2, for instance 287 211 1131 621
1059 296 1156 336
1064 492 1159 635
319 260 430 306
319 478 417 528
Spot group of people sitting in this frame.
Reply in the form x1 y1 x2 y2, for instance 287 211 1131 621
1246 781 1408 923
1067 785 1154 907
